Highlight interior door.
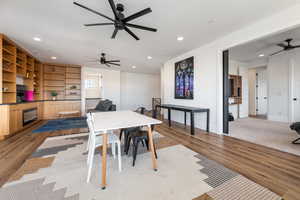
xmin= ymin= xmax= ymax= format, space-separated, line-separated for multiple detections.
xmin=256 ymin=69 xmax=268 ymax=115
xmin=291 ymin=56 xmax=300 ymax=122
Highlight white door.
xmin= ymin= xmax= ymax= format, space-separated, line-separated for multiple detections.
xmin=85 ymin=74 xmax=102 ymax=98
xmin=291 ymin=56 xmax=300 ymax=122
xmin=256 ymin=69 xmax=268 ymax=115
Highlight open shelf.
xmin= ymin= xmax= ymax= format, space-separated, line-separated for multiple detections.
xmin=1 ymin=35 xmax=17 ymax=103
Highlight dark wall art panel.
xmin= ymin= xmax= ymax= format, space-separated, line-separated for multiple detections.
xmin=175 ymin=56 xmax=194 ymax=99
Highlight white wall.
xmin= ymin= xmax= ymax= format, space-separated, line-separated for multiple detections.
xmin=81 ymin=67 xmax=161 ymax=114
xmin=120 ymin=72 xmax=160 ymax=110
xmin=162 ymin=4 xmax=300 ymax=134
xmin=267 ymin=53 xmax=291 ymax=122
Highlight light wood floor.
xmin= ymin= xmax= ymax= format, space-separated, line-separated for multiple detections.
xmin=0 ymin=119 xmax=300 ymax=200
xmin=155 ymin=121 xmax=300 ymax=200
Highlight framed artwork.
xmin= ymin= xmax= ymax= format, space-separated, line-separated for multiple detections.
xmin=174 ymin=56 xmax=194 ymax=99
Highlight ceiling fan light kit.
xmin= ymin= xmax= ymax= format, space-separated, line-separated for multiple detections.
xmin=74 ymin=0 xmax=157 ymax=40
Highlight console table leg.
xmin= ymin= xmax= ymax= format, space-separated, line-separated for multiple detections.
xmin=207 ymin=110 xmax=210 ymax=132
xmin=168 ymin=109 xmax=171 ymax=127
xmin=190 ymin=112 xmax=195 ymax=135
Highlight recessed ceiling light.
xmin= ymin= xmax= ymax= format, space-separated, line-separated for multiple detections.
xmin=33 ymin=37 xmax=41 ymax=42
xmin=259 ymin=54 xmax=265 ymax=57
xmin=177 ymin=36 xmax=184 ymax=41
xmin=147 ymin=56 xmax=152 ymax=60
xmin=51 ymin=56 xmax=57 ymax=60
xmin=132 ymin=66 xmax=136 ymax=69
xmin=208 ymin=19 xmax=216 ymax=24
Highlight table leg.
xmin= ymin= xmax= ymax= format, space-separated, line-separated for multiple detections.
xmin=184 ymin=111 xmax=187 ymax=126
xmin=101 ymin=133 xmax=108 ymax=189
xmin=147 ymin=125 xmax=157 ymax=171
xmin=206 ymin=110 xmax=210 ymax=132
xmin=168 ymin=109 xmax=171 ymax=127
xmin=190 ymin=112 xmax=195 ymax=135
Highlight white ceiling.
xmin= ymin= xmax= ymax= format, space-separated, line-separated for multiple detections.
xmin=230 ymin=25 xmax=300 ymax=63
xmin=1 ymin=0 xmax=300 ymax=74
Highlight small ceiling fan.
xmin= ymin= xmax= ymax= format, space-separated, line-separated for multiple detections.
xmin=89 ymin=53 xmax=120 ymax=68
xmin=73 ymin=0 xmax=157 ymax=40
xmin=270 ymin=38 xmax=300 ymax=56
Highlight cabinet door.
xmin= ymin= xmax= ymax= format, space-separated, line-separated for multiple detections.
xmin=9 ymin=108 xmax=21 ymax=134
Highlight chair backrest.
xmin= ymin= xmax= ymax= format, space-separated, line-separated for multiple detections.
xmin=87 ymin=112 xmax=107 ymax=136
xmin=86 ymin=113 xmax=95 ymax=137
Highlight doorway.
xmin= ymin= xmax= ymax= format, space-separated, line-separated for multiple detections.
xmin=255 ymin=67 xmax=268 ymax=118
xmin=222 ymin=26 xmax=300 ymax=156
xmin=291 ymin=53 xmax=300 ymax=122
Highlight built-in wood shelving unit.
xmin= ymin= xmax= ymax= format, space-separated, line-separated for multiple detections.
xmin=0 ymin=34 xmax=45 ymax=104
xmin=1 ymin=35 xmax=17 ymax=103
xmin=33 ymin=60 xmax=43 ymax=100
xmin=43 ymin=64 xmax=66 ymax=100
xmin=229 ymin=74 xmax=242 ymax=105
xmin=0 ymin=34 xmax=81 ymax=104
xmin=16 ymin=48 xmax=26 ymax=77
xmin=43 ymin=64 xmax=81 ymax=100
xmin=65 ymin=66 xmax=81 ymax=99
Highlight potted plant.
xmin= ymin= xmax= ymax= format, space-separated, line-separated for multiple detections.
xmin=50 ymin=91 xmax=58 ymax=100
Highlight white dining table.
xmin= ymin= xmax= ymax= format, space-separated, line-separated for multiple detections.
xmin=91 ymin=110 xmax=162 ymax=189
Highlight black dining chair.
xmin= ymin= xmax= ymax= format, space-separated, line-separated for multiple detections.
xmin=124 ymin=125 xmax=158 ymax=166
xmin=119 ymin=107 xmax=158 ymax=166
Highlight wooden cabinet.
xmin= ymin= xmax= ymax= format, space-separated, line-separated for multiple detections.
xmin=0 ymin=102 xmax=43 ymax=139
xmin=43 ymin=100 xmax=81 ymax=119
xmin=9 ymin=105 xmax=22 ymax=134
xmin=229 ymin=75 xmax=242 ymax=104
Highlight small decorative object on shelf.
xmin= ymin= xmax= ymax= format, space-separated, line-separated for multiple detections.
xmin=2 ymin=87 xmax=8 ymax=92
xmin=70 ymin=85 xmax=77 ymax=90
xmin=50 ymin=91 xmax=58 ymax=100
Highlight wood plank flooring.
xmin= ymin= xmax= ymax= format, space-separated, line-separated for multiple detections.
xmin=0 ymin=118 xmax=300 ymax=200
xmin=155 ymin=120 xmax=300 ymax=200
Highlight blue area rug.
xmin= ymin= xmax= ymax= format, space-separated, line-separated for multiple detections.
xmin=32 ymin=117 xmax=88 ymax=133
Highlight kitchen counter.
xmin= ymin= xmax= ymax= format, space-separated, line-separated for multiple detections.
xmin=0 ymin=99 xmax=81 ymax=106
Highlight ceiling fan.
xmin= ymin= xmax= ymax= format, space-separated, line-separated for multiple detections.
xmin=89 ymin=53 xmax=120 ymax=67
xmin=73 ymin=0 xmax=157 ymax=40
xmin=270 ymin=38 xmax=300 ymax=56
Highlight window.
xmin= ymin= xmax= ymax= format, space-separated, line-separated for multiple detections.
xmin=85 ymin=79 xmax=96 ymax=88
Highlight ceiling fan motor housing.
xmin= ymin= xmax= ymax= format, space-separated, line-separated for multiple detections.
xmin=116 ymin=3 xmax=124 ymax=12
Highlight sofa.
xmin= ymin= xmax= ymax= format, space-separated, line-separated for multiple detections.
xmin=290 ymin=122 xmax=300 ymax=144
xmin=87 ymin=99 xmax=116 ymax=113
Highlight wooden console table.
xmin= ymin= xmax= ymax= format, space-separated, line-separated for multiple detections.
xmin=155 ymin=104 xmax=210 ymax=135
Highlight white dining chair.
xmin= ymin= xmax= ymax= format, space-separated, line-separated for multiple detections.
xmin=86 ymin=113 xmax=122 ymax=183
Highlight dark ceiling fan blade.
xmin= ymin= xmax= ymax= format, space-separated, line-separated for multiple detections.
xmin=111 ymin=28 xmax=118 ymax=39
xmin=107 ymin=60 xmax=120 ymax=63
xmin=106 ymin=62 xmax=120 ymax=66
xmin=84 ymin=23 xmax=114 ymax=27
xmin=108 ymin=0 xmax=118 ymax=19
xmin=277 ymin=43 xmax=286 ymax=48
xmin=124 ymin=27 xmax=139 ymax=40
xmin=73 ymin=2 xmax=115 ymax=22
xmin=86 ymin=59 xmax=101 ymax=62
xmin=293 ymin=45 xmax=300 ymax=48
xmin=125 ymin=23 xmax=157 ymax=32
xmin=123 ymin=8 xmax=152 ymax=22
xmin=270 ymin=50 xmax=285 ymax=56
xmin=105 ymin=63 xmax=111 ymax=67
